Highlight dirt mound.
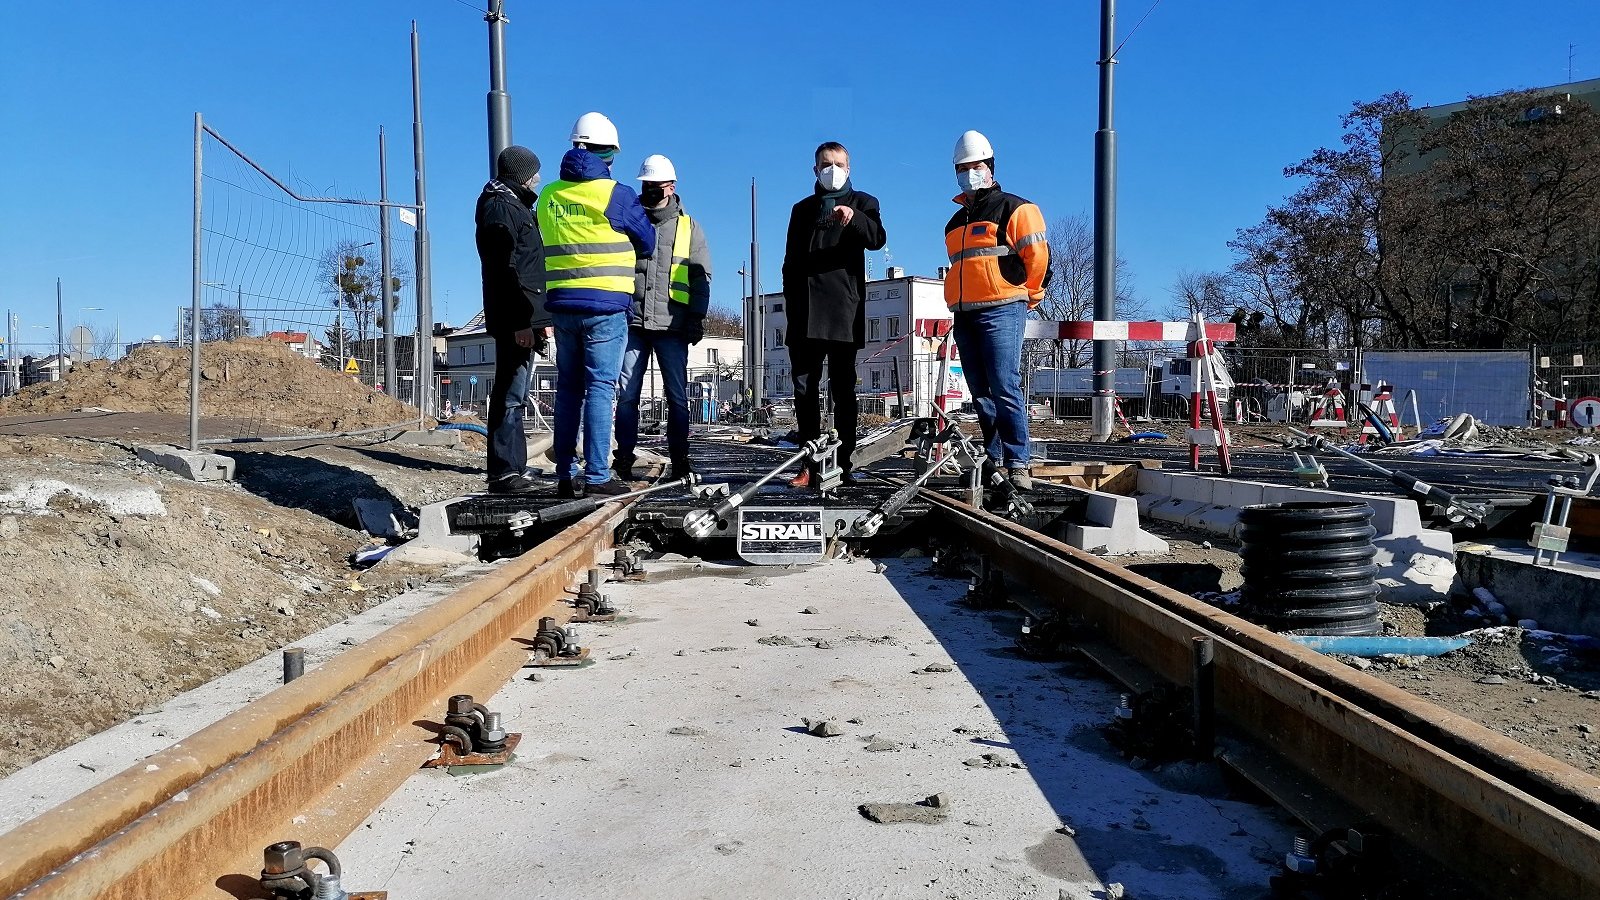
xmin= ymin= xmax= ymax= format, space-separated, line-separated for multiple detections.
xmin=0 ymin=435 xmax=445 ymax=775
xmin=0 ymin=340 xmax=420 ymax=434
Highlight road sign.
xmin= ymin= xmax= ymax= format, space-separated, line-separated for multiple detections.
xmin=469 ymin=375 xmax=479 ymax=386
xmin=69 ymin=325 xmax=93 ymax=357
xmin=1572 ymin=397 xmax=1600 ymax=429
xmin=344 ymin=358 xmax=359 ymax=374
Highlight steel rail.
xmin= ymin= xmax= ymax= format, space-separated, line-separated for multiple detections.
xmin=0 ymin=505 xmax=626 ymax=899
xmin=923 ymin=490 xmax=1600 ymax=898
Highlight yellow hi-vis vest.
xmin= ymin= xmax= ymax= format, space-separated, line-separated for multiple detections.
xmin=669 ymin=214 xmax=692 ymax=305
xmin=537 ymin=178 xmax=636 ymax=295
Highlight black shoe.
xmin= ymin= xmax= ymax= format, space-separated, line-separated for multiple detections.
xmin=557 ymin=478 xmax=587 ymax=500
xmin=487 ymin=473 xmax=540 ymax=494
xmin=669 ymin=459 xmax=693 ymax=481
xmin=838 ymin=470 xmax=862 ymax=486
xmin=586 ymin=478 xmax=632 ymax=498
xmin=613 ymin=453 xmax=637 ymax=482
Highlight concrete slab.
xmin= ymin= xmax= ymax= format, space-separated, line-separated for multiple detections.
xmin=134 ymin=443 xmax=236 ymax=482
xmin=1051 ymin=486 xmax=1168 ymax=556
xmin=0 ymin=562 xmax=499 ymax=834
xmin=410 ymin=497 xmax=480 ymax=557
xmin=334 ymin=556 xmax=1291 ymax=899
xmin=1457 ymin=540 xmax=1600 ymax=638
xmin=392 ymin=429 xmax=462 ymax=449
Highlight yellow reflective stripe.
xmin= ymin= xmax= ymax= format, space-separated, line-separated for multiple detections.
xmin=545 ymin=241 xmax=632 ymax=256
xmin=669 ymin=214 xmax=692 ymax=305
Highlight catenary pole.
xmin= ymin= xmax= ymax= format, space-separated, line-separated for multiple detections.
xmin=1090 ymin=0 xmax=1119 ymax=443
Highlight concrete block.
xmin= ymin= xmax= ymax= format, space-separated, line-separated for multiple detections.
xmin=135 ymin=444 xmax=235 ymax=483
xmin=1456 ymin=544 xmax=1600 ymax=639
xmin=1052 ymin=485 xmax=1168 ymax=556
xmin=409 ymin=497 xmax=480 ymax=558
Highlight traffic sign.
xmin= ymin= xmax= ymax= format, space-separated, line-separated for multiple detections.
xmin=344 ymin=358 xmax=359 ymax=374
xmin=1572 ymin=397 xmax=1600 ymax=429
xmin=469 ymin=375 xmax=479 ymax=386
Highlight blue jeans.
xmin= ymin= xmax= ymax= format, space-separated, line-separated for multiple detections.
xmin=552 ymin=310 xmax=629 ymax=484
xmin=951 ymin=301 xmax=1030 ymax=468
xmin=615 ymin=329 xmax=691 ymax=466
xmin=486 ymin=333 xmax=533 ymax=482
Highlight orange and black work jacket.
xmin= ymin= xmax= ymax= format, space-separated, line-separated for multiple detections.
xmin=942 ymin=184 xmax=1049 ymax=312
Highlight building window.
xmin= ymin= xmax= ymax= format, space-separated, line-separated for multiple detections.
xmin=887 ymin=316 xmax=900 ymax=338
xmin=773 ymin=327 xmax=784 ymax=347
xmin=477 ymin=344 xmax=487 ymax=364
xmin=868 ymin=290 xmax=882 ymax=301
xmin=871 ymin=370 xmax=882 ymax=389
xmin=868 ymin=319 xmax=881 ymax=341
xmin=772 ymin=303 xmax=784 ymax=312
xmin=887 ymin=288 xmax=902 ymax=299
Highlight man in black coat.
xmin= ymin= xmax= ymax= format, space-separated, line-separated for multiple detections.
xmin=780 ymin=141 xmax=887 ymax=487
xmin=475 ymin=144 xmax=549 ymax=494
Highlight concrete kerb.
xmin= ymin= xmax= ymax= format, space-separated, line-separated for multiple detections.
xmin=1135 ymin=470 xmax=1455 ymax=602
xmin=134 ymin=444 xmax=236 ymax=483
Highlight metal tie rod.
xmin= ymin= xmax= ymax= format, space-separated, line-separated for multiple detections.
xmin=528 ymin=473 xmax=701 ymax=526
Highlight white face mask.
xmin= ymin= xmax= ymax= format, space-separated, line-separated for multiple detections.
xmin=523 ymin=175 xmax=541 ymax=194
xmin=817 ymin=164 xmax=849 ymax=192
xmin=956 ymin=165 xmax=991 ymax=194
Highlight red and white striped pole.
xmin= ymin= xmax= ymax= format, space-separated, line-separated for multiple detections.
xmin=1189 ymin=337 xmax=1203 ymax=471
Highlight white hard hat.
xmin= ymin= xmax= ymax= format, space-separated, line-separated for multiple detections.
xmin=570 ymin=111 xmax=620 ymax=149
xmin=952 ymin=130 xmax=994 ymax=165
xmin=636 ymin=154 xmax=677 ymax=182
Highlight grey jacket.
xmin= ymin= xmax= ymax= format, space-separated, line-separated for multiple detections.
xmin=632 ymin=194 xmax=712 ymax=333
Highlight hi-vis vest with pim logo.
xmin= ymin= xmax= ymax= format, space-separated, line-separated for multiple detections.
xmin=668 ymin=214 xmax=693 ymax=305
xmin=538 ymin=179 xmax=636 ymax=295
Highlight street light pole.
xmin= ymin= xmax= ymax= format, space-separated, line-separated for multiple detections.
xmin=379 ymin=126 xmax=396 ymax=396
xmin=412 ymin=20 xmax=434 ymax=420
xmin=55 ymin=278 xmax=64 ymax=378
xmin=1090 ymin=0 xmax=1120 ymax=443
xmin=485 ymin=0 xmax=512 ymax=176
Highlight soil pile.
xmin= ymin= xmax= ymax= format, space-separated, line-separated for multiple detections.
xmin=0 ymin=435 xmax=443 ymax=775
xmin=0 ymin=340 xmax=420 ymax=434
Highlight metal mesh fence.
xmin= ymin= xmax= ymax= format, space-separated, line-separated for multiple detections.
xmin=193 ymin=121 xmax=421 ymax=441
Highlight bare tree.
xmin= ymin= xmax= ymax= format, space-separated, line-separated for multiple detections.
xmin=88 ymin=324 xmax=121 ymax=360
xmin=322 ymin=239 xmax=409 ymax=345
xmin=198 ymin=303 xmax=253 ymax=342
xmin=702 ymin=307 xmax=742 ymax=338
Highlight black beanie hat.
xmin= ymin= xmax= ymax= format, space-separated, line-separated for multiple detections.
xmin=497 ymin=145 xmax=541 ymax=185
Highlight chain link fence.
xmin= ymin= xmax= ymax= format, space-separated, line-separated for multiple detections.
xmin=190 ymin=117 xmax=424 ymax=443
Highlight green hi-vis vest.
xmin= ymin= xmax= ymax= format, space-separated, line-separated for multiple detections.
xmin=537 ymin=179 xmax=636 ymax=295
xmin=669 ymin=214 xmax=693 ymax=305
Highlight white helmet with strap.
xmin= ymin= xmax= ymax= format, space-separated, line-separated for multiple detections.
xmin=570 ymin=112 xmax=620 ymax=148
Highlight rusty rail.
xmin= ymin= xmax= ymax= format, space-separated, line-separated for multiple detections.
xmin=0 ymin=505 xmax=625 ymax=899
xmin=924 ymin=490 xmax=1600 ymax=898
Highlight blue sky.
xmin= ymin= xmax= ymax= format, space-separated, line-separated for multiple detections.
xmin=2 ymin=0 xmax=1597 ymax=349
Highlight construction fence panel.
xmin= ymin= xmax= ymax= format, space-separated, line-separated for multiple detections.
xmin=194 ymin=123 xmax=421 ymax=442
xmin=1361 ymin=350 xmax=1531 ymax=428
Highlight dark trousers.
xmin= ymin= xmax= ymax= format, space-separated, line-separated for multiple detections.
xmin=486 ymin=332 xmax=533 ymax=482
xmin=790 ymin=338 xmax=858 ymax=470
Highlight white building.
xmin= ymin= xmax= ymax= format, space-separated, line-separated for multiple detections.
xmin=439 ymin=312 xmax=743 ymax=420
xmin=263 ymin=331 xmax=323 ymax=360
xmin=757 ymin=270 xmax=962 ymax=416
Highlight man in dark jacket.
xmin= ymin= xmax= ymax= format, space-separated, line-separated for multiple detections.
xmin=475 ymin=144 xmax=548 ymax=494
xmin=780 ymin=141 xmax=887 ymax=487
xmin=614 ymin=154 xmax=712 ymax=481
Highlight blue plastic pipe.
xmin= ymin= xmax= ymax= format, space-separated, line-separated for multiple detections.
xmin=1287 ymin=635 xmax=1470 ymax=657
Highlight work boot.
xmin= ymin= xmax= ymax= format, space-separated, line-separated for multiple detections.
xmin=586 ymin=477 xmax=632 ymax=498
xmin=787 ymin=467 xmax=813 ymax=490
xmin=557 ymin=478 xmax=587 ymax=500
xmin=487 ymin=473 xmax=540 ymax=495
xmin=1007 ymin=468 xmax=1033 ymax=492
xmin=613 ymin=452 xmax=637 ymax=482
